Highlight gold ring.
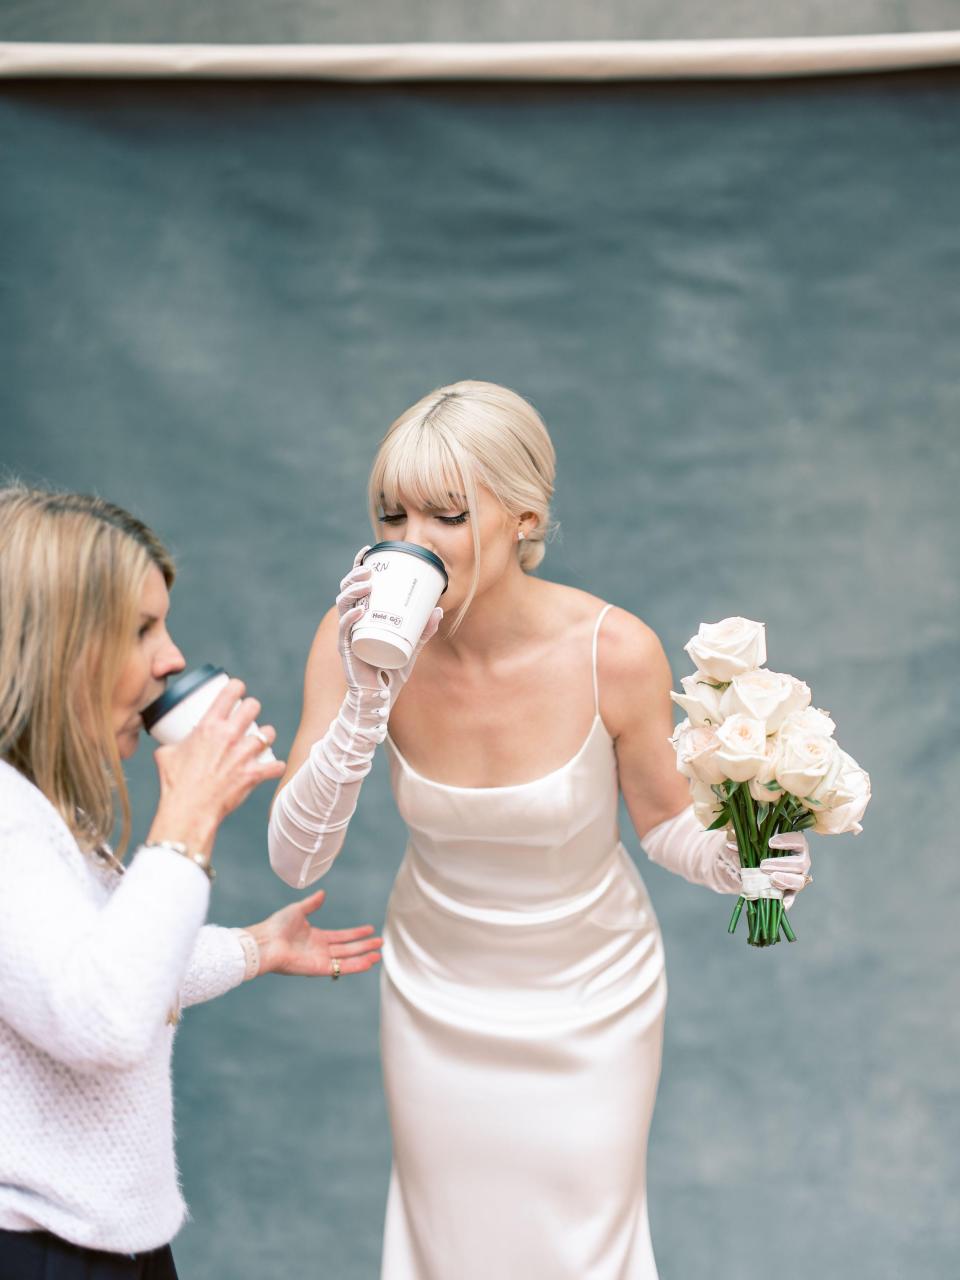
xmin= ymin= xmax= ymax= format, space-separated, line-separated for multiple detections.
xmin=331 ymin=958 xmax=341 ymax=981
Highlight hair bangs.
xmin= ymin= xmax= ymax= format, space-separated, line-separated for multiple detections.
xmin=371 ymin=418 xmax=480 ymax=518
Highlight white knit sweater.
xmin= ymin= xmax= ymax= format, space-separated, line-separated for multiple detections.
xmin=0 ymin=759 xmax=247 ymax=1254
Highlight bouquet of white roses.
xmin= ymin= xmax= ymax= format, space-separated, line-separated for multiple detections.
xmin=670 ymin=617 xmax=870 ymax=946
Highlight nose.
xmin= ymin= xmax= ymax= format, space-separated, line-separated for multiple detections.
xmin=402 ymin=515 xmax=438 ymax=553
xmin=155 ymin=637 xmax=186 ymax=681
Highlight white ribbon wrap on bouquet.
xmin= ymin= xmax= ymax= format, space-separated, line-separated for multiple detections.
xmin=739 ymin=867 xmax=784 ymax=901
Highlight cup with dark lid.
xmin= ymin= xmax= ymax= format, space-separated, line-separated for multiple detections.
xmin=142 ymin=665 xmax=276 ymax=762
xmin=350 ymin=541 xmax=448 ymax=669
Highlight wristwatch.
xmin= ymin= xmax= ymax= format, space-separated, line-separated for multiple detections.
xmin=143 ymin=839 xmax=216 ymax=883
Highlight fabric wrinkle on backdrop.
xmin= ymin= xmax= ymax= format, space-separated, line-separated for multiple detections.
xmin=1 ymin=60 xmax=957 ymax=1280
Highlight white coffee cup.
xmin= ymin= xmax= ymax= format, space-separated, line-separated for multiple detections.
xmin=351 ymin=541 xmax=448 ymax=669
xmin=141 ymin=665 xmax=276 ymax=762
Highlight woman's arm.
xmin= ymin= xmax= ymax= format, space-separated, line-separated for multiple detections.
xmin=267 ymin=603 xmax=369 ymax=888
xmin=268 ymin=556 xmax=440 ymax=889
xmin=178 ymin=890 xmax=383 ymax=1006
xmin=600 ymin=608 xmax=741 ymax=895
xmin=0 ymin=827 xmax=211 ymax=1072
xmin=178 ymin=925 xmax=247 ymax=1008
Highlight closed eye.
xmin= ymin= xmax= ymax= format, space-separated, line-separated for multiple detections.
xmin=379 ymin=511 xmax=469 ymax=526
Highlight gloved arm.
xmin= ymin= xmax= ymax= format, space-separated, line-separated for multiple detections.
xmin=640 ymin=804 xmax=742 ymax=894
xmin=640 ymin=804 xmax=811 ymax=904
xmin=268 ymin=551 xmax=441 ymax=889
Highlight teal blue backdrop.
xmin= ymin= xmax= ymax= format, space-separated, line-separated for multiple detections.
xmin=1 ymin=72 xmax=958 ymax=1278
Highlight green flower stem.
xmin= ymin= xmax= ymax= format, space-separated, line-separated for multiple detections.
xmin=761 ymin=794 xmax=790 ymax=847
xmin=781 ymin=911 xmax=797 ymax=943
xmin=728 ymin=896 xmax=745 ymax=933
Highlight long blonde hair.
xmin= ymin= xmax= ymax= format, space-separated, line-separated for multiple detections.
xmin=368 ymin=380 xmax=557 ymax=628
xmin=0 ymin=486 xmax=175 ymax=854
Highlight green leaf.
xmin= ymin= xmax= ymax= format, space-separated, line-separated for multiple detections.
xmin=706 ymin=814 xmax=730 ymax=831
xmin=796 ymin=812 xmax=817 ymax=830
xmin=756 ymin=803 xmax=771 ymax=826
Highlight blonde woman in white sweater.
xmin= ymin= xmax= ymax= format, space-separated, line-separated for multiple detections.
xmin=0 ymin=487 xmax=382 ymax=1280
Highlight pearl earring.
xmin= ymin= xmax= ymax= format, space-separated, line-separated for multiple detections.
xmin=517 ymin=529 xmax=526 ymax=541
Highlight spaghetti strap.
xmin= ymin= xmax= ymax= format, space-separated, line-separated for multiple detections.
xmin=591 ymin=604 xmax=613 ymax=717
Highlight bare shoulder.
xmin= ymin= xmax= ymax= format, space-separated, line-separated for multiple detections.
xmin=595 ymin=606 xmax=673 ymax=735
xmin=532 ymin=578 xmax=611 ymax=633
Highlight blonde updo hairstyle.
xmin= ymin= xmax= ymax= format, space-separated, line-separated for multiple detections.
xmin=368 ymin=381 xmax=557 ymax=629
xmin=0 ymin=485 xmax=175 ymax=854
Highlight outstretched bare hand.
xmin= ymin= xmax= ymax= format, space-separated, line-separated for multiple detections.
xmin=245 ymin=890 xmax=383 ymax=978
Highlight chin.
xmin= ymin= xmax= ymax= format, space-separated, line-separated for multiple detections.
xmin=116 ymin=729 xmax=141 ymax=761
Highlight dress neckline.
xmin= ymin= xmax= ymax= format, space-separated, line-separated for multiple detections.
xmin=385 ymin=714 xmax=608 ymax=794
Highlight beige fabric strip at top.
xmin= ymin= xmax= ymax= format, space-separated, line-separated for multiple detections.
xmin=1 ymin=33 xmax=960 ymax=80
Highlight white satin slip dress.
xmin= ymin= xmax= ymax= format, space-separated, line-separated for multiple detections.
xmin=380 ymin=604 xmax=666 ymax=1280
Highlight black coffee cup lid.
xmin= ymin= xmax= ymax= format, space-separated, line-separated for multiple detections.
xmin=361 ymin=541 xmax=448 ymax=593
xmin=141 ymin=664 xmax=225 ymax=731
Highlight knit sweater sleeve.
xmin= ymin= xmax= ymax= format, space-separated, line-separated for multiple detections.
xmin=179 ymin=926 xmax=246 ymax=1008
xmin=0 ymin=819 xmax=211 ymax=1074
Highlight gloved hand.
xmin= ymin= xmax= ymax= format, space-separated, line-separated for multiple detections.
xmin=268 ymin=548 xmax=442 ymax=889
xmin=726 ymin=831 xmax=812 ymax=908
xmin=335 ymin=546 xmax=443 ymax=704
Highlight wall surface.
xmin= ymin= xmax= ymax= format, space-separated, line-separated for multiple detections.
xmin=1 ymin=0 xmax=959 ymax=43
xmin=1 ymin=70 xmax=958 ymax=1280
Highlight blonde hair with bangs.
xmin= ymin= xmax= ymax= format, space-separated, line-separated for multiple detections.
xmin=368 ymin=381 xmax=557 ymax=628
xmin=0 ymin=485 xmax=175 ymax=855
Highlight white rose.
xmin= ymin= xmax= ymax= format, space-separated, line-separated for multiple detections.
xmin=670 ymin=672 xmax=726 ymax=727
xmin=748 ymin=738 xmax=785 ymax=804
xmin=671 ymin=720 xmax=728 ymax=785
xmin=712 ymin=714 xmax=768 ymax=782
xmin=720 ymin=669 xmax=811 ymax=734
xmin=690 ymin=778 xmax=725 ymax=829
xmin=780 ymin=706 xmax=836 ymax=740
xmin=684 ymin=617 xmax=766 ymax=682
xmin=811 ymin=750 xmax=871 ymax=834
xmin=774 ymin=730 xmax=841 ymax=800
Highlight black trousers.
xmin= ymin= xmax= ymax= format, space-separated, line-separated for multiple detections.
xmin=0 ymin=1229 xmax=178 ymax=1280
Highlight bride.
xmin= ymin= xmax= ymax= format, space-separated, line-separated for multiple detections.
xmin=268 ymin=380 xmax=810 ymax=1279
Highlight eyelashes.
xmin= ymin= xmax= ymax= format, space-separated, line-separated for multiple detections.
xmin=379 ymin=512 xmax=469 ymax=526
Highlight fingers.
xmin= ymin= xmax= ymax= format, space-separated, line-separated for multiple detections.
xmin=329 ymin=934 xmax=383 ymax=958
xmin=331 ymin=951 xmax=382 ymax=976
xmin=336 ymin=576 xmax=372 ymax=613
xmin=206 ymin=677 xmax=247 ymax=721
xmin=339 ymin=560 xmax=373 ymax=593
xmin=319 ymin=923 xmax=376 ymax=942
xmin=337 ymin=605 xmax=366 ymax=648
xmin=766 ymin=870 xmax=808 ymax=892
xmin=760 ymin=850 xmax=811 ymax=877
xmin=420 ymin=607 xmax=444 ymax=646
xmin=247 ymin=756 xmax=288 ymax=787
xmin=230 ymin=696 xmax=265 ymax=737
xmin=298 ymin=888 xmax=327 ymax=915
xmin=768 ymin=832 xmax=808 ymax=854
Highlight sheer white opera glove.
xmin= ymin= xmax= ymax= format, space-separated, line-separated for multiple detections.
xmin=268 ymin=549 xmax=442 ymax=889
xmin=640 ymin=805 xmax=812 ymax=904
xmin=640 ymin=804 xmax=743 ymax=895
